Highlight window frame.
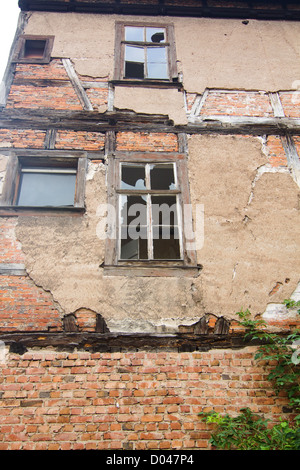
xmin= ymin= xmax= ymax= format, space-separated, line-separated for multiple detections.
xmin=0 ymin=150 xmax=87 ymax=214
xmin=104 ymin=153 xmax=198 ymax=276
xmin=13 ymin=35 xmax=54 ymax=64
xmin=113 ymin=22 xmax=179 ymax=85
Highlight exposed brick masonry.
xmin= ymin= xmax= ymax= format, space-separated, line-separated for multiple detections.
xmin=0 ymin=348 xmax=291 ymax=450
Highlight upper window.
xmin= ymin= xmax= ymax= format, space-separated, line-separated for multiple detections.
xmin=14 ymin=35 xmax=54 ymax=64
xmin=114 ymin=23 xmax=178 ymax=83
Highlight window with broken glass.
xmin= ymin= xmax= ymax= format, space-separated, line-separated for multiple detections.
xmin=104 ymin=154 xmax=199 ymax=275
xmin=119 ymin=162 xmax=182 ymax=260
xmin=114 ymin=23 xmax=178 ymax=82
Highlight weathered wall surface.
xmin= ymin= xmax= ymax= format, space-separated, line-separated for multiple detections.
xmin=0 ymin=7 xmax=300 ymax=451
xmin=1 ymin=132 xmax=298 ymax=333
xmin=22 ymin=12 xmax=300 ymax=121
xmin=188 ymin=134 xmax=300 ymax=318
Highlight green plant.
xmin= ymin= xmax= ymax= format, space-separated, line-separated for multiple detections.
xmin=237 ymin=303 xmax=300 ymax=419
xmin=199 ymin=408 xmax=300 ymax=450
xmin=200 ymin=300 xmax=300 ymax=450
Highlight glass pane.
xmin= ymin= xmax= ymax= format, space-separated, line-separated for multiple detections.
xmin=124 ymin=46 xmax=145 ymax=78
xmin=121 ymin=164 xmax=146 ymax=190
xmin=125 ymin=45 xmax=145 ymax=63
xmin=151 ymin=195 xmax=178 ymax=226
xmin=153 ymin=227 xmax=181 ymax=260
xmin=17 ymin=171 xmax=76 ymax=207
xmin=150 ymin=164 xmax=175 ymax=190
xmin=125 ymin=26 xmax=144 ymax=42
xmin=147 ymin=47 xmax=168 ymax=79
xmin=147 ymin=47 xmax=167 ymax=63
xmin=121 ymin=235 xmax=148 ymax=260
xmin=146 ymin=27 xmax=165 ymax=43
xmin=147 ymin=62 xmax=168 ymax=79
xmin=120 ymin=195 xmax=147 ymax=226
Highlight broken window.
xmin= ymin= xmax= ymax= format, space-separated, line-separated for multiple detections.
xmin=114 ymin=23 xmax=178 ymax=82
xmin=0 ymin=151 xmax=86 ymax=212
xmin=119 ymin=162 xmax=182 ymax=260
xmin=14 ymin=35 xmax=54 ymax=64
xmin=105 ymin=154 xmax=198 ymax=273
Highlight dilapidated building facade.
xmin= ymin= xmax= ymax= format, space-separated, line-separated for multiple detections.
xmin=0 ymin=0 xmax=299 ymax=450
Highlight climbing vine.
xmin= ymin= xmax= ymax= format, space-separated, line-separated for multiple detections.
xmin=199 ymin=300 xmax=300 ymax=450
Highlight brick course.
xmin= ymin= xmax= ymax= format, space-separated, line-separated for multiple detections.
xmin=6 ymin=84 xmax=83 ymax=111
xmin=0 ymin=275 xmax=62 ymax=332
xmin=116 ymin=132 xmax=179 ymax=152
xmin=0 ymin=129 xmax=46 ymax=149
xmin=200 ymin=91 xmax=273 ymax=117
xmin=0 ymin=348 xmax=292 ymax=450
xmin=55 ymin=131 xmax=105 ymax=151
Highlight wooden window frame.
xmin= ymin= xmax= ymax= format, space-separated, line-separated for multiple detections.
xmin=113 ymin=22 xmax=179 ymax=87
xmin=104 ymin=153 xmax=199 ymax=277
xmin=0 ymin=150 xmax=87 ymax=215
xmin=13 ymin=35 xmax=54 ymax=64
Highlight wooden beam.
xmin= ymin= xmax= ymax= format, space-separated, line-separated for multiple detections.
xmin=1 ymin=109 xmax=300 ymax=135
xmin=18 ymin=0 xmax=300 ymax=21
xmin=0 ymin=330 xmax=263 ymax=353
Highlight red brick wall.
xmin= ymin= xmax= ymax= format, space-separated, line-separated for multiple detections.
xmin=0 ymin=276 xmax=62 ymax=332
xmin=0 ymin=129 xmax=47 ymax=149
xmin=0 ymin=219 xmax=62 ymax=332
xmin=116 ymin=132 xmax=179 ymax=152
xmin=0 ymin=219 xmax=25 ymax=265
xmin=55 ymin=131 xmax=105 ymax=151
xmin=0 ymin=348 xmax=291 ymax=450
xmin=200 ymin=91 xmax=273 ymax=117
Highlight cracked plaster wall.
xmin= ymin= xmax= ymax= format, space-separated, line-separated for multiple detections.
xmin=188 ymin=134 xmax=300 ymax=318
xmin=14 ymin=136 xmax=300 ymax=332
xmin=22 ymin=12 xmax=300 ymax=123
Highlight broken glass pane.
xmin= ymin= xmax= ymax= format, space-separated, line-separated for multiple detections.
xmin=125 ymin=26 xmax=144 ymax=42
xmin=121 ymin=235 xmax=148 ymax=260
xmin=121 ymin=164 xmax=146 ymax=190
xmin=151 ymin=195 xmax=178 ymax=226
xmin=146 ymin=27 xmax=165 ymax=43
xmin=153 ymin=227 xmax=181 ymax=259
xmin=17 ymin=170 xmax=76 ymax=207
xmin=150 ymin=164 xmax=175 ymax=190
xmin=120 ymin=195 xmax=147 ymax=226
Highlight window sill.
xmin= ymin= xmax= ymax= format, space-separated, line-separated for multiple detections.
xmin=102 ymin=264 xmax=202 ymax=278
xmin=111 ymin=79 xmax=183 ymax=89
xmin=0 ymin=206 xmax=85 ymax=217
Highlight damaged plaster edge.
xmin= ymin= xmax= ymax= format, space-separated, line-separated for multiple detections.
xmin=0 ymin=11 xmax=30 ymax=107
xmin=262 ymin=280 xmax=300 ymax=322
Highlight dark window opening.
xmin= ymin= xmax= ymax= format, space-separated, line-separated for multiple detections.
xmin=24 ymin=39 xmax=47 ymax=59
xmin=118 ymin=162 xmax=182 ymax=261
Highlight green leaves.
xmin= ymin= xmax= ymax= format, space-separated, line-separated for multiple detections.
xmin=199 ymin=408 xmax=300 ymax=450
xmin=200 ymin=301 xmax=300 ymax=450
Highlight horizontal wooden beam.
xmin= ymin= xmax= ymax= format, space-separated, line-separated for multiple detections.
xmin=18 ymin=0 xmax=300 ymax=21
xmin=1 ymin=109 xmax=300 ymax=135
xmin=0 ymin=331 xmax=262 ymax=353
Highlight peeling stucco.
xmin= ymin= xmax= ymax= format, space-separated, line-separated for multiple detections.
xmin=23 ymin=12 xmax=300 ymax=114
xmin=14 ymin=135 xmax=300 ymax=333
